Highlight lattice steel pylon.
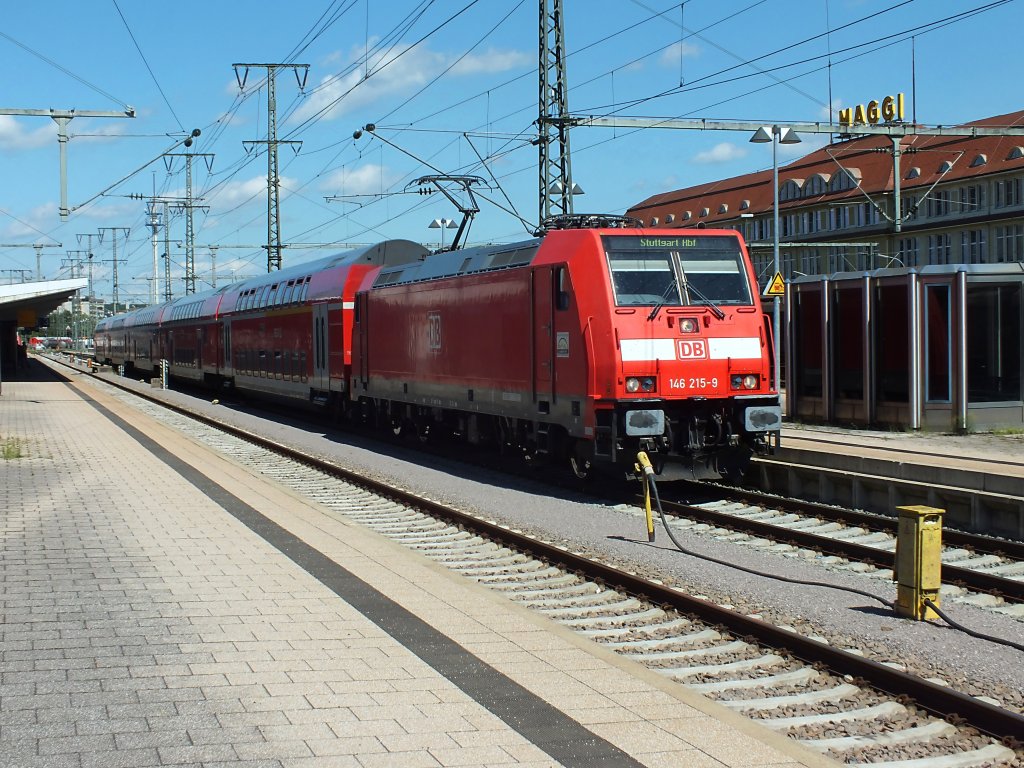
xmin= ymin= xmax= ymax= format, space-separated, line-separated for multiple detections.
xmin=538 ymin=0 xmax=575 ymax=227
xmin=234 ymin=63 xmax=308 ymax=272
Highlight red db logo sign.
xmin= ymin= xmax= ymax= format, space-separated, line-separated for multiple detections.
xmin=677 ymin=340 xmax=707 ymax=359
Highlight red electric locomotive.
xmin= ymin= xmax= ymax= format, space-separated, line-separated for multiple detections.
xmin=350 ymin=225 xmax=780 ymax=479
xmin=95 ymin=224 xmax=779 ymax=480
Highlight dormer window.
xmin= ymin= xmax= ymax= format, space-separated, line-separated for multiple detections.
xmin=780 ymin=179 xmax=803 ymax=201
xmin=828 ymin=168 xmax=861 ymax=192
xmin=803 ymin=173 xmax=830 ymax=196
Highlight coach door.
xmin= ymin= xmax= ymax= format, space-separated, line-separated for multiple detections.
xmin=312 ymin=302 xmax=329 ymax=390
xmin=532 ymin=266 xmax=555 ymax=405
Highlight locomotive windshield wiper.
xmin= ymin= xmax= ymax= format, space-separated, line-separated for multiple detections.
xmin=680 ymin=273 xmax=726 ymax=320
xmin=647 ymin=278 xmax=681 ymax=321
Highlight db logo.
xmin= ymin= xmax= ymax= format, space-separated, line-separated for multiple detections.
xmin=427 ymin=312 xmax=442 ymax=350
xmin=677 ymin=339 xmax=707 ymax=359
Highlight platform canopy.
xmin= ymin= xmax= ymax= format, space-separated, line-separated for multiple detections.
xmin=0 ymin=278 xmax=88 ymax=327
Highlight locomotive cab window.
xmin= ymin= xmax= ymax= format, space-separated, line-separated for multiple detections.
xmin=604 ymin=235 xmax=752 ymax=307
xmin=556 ymin=265 xmax=571 ymax=311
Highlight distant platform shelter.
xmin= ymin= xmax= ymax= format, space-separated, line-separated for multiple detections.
xmin=786 ymin=263 xmax=1024 ymax=431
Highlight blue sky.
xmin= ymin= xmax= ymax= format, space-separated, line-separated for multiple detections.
xmin=1 ymin=0 xmax=1020 ymax=304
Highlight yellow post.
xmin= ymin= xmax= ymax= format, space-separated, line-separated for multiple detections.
xmin=635 ymin=452 xmax=656 ymax=542
xmin=894 ymin=505 xmax=945 ymax=620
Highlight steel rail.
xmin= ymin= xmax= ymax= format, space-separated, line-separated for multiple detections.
xmin=656 ymin=495 xmax=1024 ymax=603
xmin=710 ymin=479 xmax=1024 ymax=561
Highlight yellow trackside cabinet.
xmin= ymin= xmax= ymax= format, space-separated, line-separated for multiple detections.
xmin=894 ymin=505 xmax=945 ymax=620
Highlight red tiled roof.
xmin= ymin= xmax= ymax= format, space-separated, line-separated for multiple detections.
xmin=626 ymin=110 xmax=1024 ymax=226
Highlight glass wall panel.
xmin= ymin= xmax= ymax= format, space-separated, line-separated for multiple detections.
xmin=924 ymin=285 xmax=952 ymax=403
xmin=967 ymin=284 xmax=1022 ymax=402
xmin=874 ymin=284 xmax=910 ymax=402
xmin=832 ymin=287 xmax=864 ymax=399
xmin=795 ymin=289 xmax=823 ymax=397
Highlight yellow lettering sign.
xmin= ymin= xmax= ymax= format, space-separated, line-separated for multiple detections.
xmin=839 ymin=93 xmax=905 ymax=127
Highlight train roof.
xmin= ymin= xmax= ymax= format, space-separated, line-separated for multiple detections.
xmin=95 ymin=239 xmax=430 ymax=327
xmin=227 ymin=239 xmax=429 ymax=295
xmin=371 ymin=238 xmax=541 ymax=288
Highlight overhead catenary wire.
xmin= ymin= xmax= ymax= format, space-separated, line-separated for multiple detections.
xmin=111 ymin=0 xmax=183 ymax=131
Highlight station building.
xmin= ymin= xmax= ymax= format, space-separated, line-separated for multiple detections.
xmin=626 ymin=109 xmax=1024 ymax=431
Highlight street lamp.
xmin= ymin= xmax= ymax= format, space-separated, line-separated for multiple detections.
xmin=750 ymin=125 xmax=802 ymax=402
xmin=428 ymin=218 xmax=457 ymax=251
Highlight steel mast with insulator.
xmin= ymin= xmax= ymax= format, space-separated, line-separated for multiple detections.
xmin=538 ymin=0 xmax=576 ymax=228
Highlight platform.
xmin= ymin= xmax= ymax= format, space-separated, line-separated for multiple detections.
xmin=0 ymin=361 xmax=833 ymax=768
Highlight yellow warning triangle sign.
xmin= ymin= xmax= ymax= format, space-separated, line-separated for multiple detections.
xmin=763 ymin=272 xmax=786 ymax=297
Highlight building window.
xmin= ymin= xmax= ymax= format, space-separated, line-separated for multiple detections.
xmin=926 ymin=190 xmax=952 ymax=218
xmin=995 ymin=178 xmax=1023 ymax=208
xmin=901 ymin=194 xmax=919 ymax=222
xmin=959 ymin=184 xmax=984 ymax=213
xmin=898 ymin=237 xmax=919 ymax=267
xmin=864 ymin=202 xmax=881 ymax=226
xmin=780 ymin=179 xmax=803 ymax=201
xmin=961 ymin=229 xmax=987 ymax=263
xmin=828 ymin=168 xmax=861 ymax=192
xmin=927 ymin=234 xmax=952 ymax=265
xmin=995 ymin=224 xmax=1024 ymax=262
xmin=804 ymin=173 xmax=829 ymax=196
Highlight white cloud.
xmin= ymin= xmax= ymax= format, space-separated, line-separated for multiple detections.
xmin=693 ymin=142 xmax=748 ymax=164
xmin=68 ymin=120 xmax=129 ymax=144
xmin=820 ymin=100 xmax=843 ymax=122
xmin=658 ymin=41 xmax=699 ymax=69
xmin=289 ymin=41 xmax=530 ymax=124
xmin=206 ymin=175 xmax=297 ymax=209
xmin=0 ymin=202 xmax=59 ymax=239
xmin=0 ymin=116 xmax=55 ymax=150
xmin=449 ymin=48 xmax=532 ymax=75
xmin=320 ymin=163 xmax=401 ymax=195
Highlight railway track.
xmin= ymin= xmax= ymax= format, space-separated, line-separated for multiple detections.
xmin=653 ymin=484 xmax=1024 ymax=615
xmin=54 ymin=359 xmax=1024 ymax=767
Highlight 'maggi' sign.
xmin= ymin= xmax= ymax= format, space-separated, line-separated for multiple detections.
xmin=838 ymin=93 xmax=904 ymax=127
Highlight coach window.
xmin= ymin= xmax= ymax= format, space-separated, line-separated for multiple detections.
xmin=556 ymin=266 xmax=571 ymax=310
xmin=299 ymin=277 xmax=310 ymax=302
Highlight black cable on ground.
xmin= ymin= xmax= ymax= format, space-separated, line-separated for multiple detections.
xmin=923 ymin=598 xmax=1024 ymax=653
xmin=645 ymin=475 xmax=892 ymax=607
xmin=644 ymin=473 xmax=1023 ymax=652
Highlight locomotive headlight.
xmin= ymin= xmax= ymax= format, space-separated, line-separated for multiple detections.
xmin=641 ymin=377 xmax=656 ymax=392
xmin=625 ymin=377 xmax=641 ymax=393
xmin=680 ymin=317 xmax=698 ymax=333
xmin=732 ymin=374 xmax=759 ymax=390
